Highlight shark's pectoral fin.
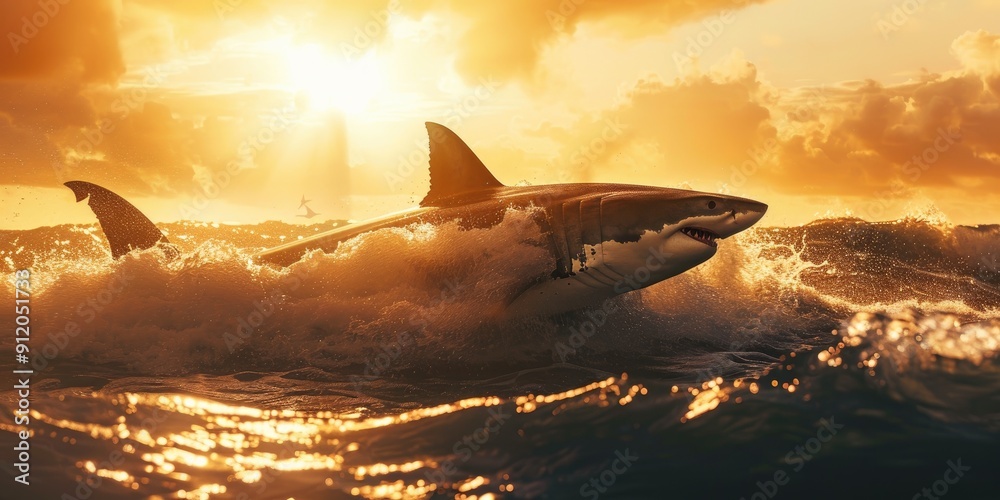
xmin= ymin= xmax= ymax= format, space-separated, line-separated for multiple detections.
xmin=420 ymin=122 xmax=504 ymax=206
xmin=64 ymin=181 xmax=170 ymax=259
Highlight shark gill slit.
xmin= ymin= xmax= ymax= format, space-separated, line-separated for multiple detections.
xmin=585 ymin=195 xmax=622 ymax=287
xmin=574 ymin=195 xmax=615 ymax=287
xmin=546 ymin=202 xmax=571 ymax=279
xmin=563 ymin=198 xmax=582 ymax=274
xmin=546 ymin=195 xmax=618 ymax=289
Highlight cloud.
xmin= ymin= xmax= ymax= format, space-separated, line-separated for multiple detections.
xmin=766 ymin=65 xmax=1000 ymax=197
xmin=541 ymin=56 xmax=775 ymax=185
xmin=121 ymin=0 xmax=766 ymax=84
xmin=122 ymin=0 xmax=401 ymax=60
xmin=951 ymin=29 xmax=1000 ymax=98
xmin=0 ymin=0 xmax=126 ymax=189
xmin=0 ymin=80 xmax=95 ymax=127
xmin=403 ymin=0 xmax=768 ymax=82
xmin=0 ymin=0 xmax=124 ymax=82
xmin=951 ymin=29 xmax=1000 ymax=76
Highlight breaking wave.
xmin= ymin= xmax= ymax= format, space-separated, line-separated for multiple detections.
xmin=0 ymin=213 xmax=997 ymax=380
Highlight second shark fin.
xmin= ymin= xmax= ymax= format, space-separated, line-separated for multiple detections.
xmin=64 ymin=180 xmax=171 ymax=259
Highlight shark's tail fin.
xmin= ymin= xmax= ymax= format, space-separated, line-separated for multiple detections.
xmin=421 ymin=122 xmax=504 ymax=206
xmin=64 ymin=181 xmax=172 ymax=259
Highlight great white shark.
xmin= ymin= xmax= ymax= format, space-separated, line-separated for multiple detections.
xmin=65 ymin=122 xmax=767 ymax=317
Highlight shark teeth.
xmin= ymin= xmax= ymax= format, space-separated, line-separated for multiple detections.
xmin=680 ymin=227 xmax=719 ymax=247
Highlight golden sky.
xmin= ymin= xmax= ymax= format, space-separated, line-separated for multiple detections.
xmin=2 ymin=0 xmax=999 ymax=229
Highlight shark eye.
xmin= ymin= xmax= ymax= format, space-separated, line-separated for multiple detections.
xmin=708 ymin=201 xmax=717 ymax=209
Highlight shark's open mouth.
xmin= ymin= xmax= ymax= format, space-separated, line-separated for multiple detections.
xmin=680 ymin=227 xmax=719 ymax=247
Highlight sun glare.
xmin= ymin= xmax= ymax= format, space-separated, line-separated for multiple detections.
xmin=285 ymin=44 xmax=385 ymax=115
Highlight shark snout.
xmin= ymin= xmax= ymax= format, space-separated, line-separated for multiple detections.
xmin=686 ymin=198 xmax=767 ymax=241
xmin=718 ymin=199 xmax=767 ymax=237
xmin=719 ymin=200 xmax=767 ymax=238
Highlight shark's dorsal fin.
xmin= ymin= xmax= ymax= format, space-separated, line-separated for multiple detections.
xmin=64 ymin=180 xmax=169 ymax=259
xmin=421 ymin=122 xmax=503 ymax=206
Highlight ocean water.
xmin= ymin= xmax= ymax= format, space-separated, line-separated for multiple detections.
xmin=1 ymin=214 xmax=998 ymax=499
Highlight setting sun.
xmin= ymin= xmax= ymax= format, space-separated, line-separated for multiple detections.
xmin=285 ymin=43 xmax=385 ymax=115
